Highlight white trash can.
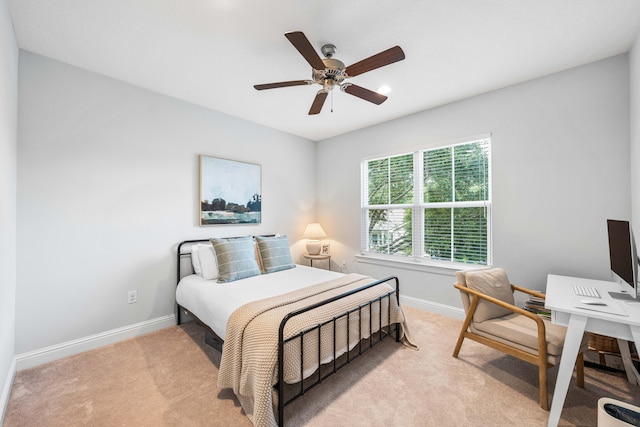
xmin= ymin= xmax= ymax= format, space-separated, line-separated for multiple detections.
xmin=598 ymin=398 xmax=640 ymax=426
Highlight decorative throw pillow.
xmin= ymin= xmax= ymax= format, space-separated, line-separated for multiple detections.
xmin=465 ymin=268 xmax=515 ymax=323
xmin=210 ymin=237 xmax=261 ymax=283
xmin=197 ymin=244 xmax=219 ymax=280
xmin=255 ymin=235 xmax=295 ymax=274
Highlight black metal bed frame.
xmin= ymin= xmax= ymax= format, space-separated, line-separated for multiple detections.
xmin=176 ymin=238 xmax=401 ymax=426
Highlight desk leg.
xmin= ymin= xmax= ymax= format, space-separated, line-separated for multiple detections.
xmin=621 ymin=326 xmax=640 ymax=386
xmin=617 ymin=337 xmax=640 ymax=385
xmin=548 ymin=314 xmax=588 ymax=427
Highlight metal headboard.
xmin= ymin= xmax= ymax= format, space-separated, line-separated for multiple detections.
xmin=175 ymin=235 xmax=277 ymax=324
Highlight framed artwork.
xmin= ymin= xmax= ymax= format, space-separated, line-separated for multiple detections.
xmin=321 ymin=244 xmax=330 ymax=255
xmin=199 ymin=155 xmax=262 ymax=225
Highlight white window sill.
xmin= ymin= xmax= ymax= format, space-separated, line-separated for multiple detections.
xmin=355 ymin=253 xmax=489 ymax=276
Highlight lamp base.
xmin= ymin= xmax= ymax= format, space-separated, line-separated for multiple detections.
xmin=306 ymin=240 xmax=322 ymax=255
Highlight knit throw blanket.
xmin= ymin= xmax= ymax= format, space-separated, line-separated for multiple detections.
xmin=217 ymin=273 xmax=416 ymax=427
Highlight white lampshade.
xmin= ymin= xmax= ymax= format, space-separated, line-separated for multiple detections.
xmin=302 ymin=223 xmax=327 ymax=239
xmin=303 ymin=223 xmax=326 ymax=255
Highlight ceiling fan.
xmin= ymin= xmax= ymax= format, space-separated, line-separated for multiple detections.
xmin=254 ymin=31 xmax=405 ymax=115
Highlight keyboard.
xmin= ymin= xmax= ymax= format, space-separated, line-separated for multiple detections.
xmin=573 ymin=285 xmax=601 ymax=298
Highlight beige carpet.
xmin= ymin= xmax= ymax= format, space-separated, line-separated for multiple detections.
xmin=4 ymin=307 xmax=640 ymax=426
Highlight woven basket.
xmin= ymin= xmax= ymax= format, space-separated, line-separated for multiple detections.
xmin=588 ymin=333 xmax=620 ymax=354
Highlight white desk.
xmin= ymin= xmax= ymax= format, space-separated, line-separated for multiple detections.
xmin=545 ymin=274 xmax=640 ymax=427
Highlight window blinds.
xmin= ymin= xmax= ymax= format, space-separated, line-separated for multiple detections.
xmin=362 ymin=137 xmax=491 ymax=266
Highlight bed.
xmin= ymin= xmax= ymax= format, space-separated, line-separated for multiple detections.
xmin=176 ymin=236 xmax=414 ymax=427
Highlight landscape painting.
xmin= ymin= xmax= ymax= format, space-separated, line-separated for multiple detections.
xmin=199 ymin=155 xmax=262 ymax=225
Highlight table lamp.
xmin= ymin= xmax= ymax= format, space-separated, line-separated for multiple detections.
xmin=303 ymin=223 xmax=326 ymax=255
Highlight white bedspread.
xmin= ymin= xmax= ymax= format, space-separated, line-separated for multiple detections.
xmin=176 ymin=265 xmax=344 ymax=340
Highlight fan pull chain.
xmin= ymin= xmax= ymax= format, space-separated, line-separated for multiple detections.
xmin=331 ymin=90 xmax=334 ymax=113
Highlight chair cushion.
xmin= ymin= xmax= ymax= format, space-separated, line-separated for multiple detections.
xmin=472 ymin=314 xmax=590 ymax=365
xmin=472 ymin=313 xmax=576 ymax=357
xmin=455 ymin=271 xmax=468 ymax=286
xmin=465 ymin=268 xmax=515 ymax=322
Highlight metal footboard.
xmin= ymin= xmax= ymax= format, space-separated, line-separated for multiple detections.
xmin=276 ymin=276 xmax=400 ymax=427
xmin=176 ymin=240 xmax=403 ymax=427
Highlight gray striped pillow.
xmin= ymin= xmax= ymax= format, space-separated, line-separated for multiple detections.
xmin=255 ymin=235 xmax=295 ymax=274
xmin=210 ymin=237 xmax=261 ymax=283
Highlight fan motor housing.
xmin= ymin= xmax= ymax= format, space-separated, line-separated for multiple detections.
xmin=312 ymin=57 xmax=347 ymax=86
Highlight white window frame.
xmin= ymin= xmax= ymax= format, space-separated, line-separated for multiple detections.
xmin=360 ymin=135 xmax=492 ymax=270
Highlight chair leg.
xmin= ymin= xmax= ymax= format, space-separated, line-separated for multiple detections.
xmin=576 ymin=352 xmax=585 ymax=388
xmin=453 ymin=330 xmax=465 ymax=358
xmin=453 ymin=297 xmax=478 ymax=358
xmin=539 ymin=362 xmax=549 ymax=410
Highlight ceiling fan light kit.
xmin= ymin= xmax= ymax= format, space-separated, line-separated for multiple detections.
xmin=254 ymin=31 xmax=405 ymax=115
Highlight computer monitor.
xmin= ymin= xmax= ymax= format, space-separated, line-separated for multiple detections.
xmin=607 ymin=219 xmax=638 ymax=300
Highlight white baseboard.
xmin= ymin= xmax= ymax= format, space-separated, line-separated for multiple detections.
xmin=400 ymin=295 xmax=465 ymax=320
xmin=0 ymin=356 xmax=16 ymax=426
xmin=16 ymin=314 xmax=176 ymax=371
xmin=12 ymin=299 xmax=458 ymax=372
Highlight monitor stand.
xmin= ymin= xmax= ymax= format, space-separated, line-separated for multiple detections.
xmin=608 ymin=291 xmax=636 ymax=301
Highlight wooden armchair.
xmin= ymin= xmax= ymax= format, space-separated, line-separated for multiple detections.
xmin=453 ymin=268 xmax=587 ymax=410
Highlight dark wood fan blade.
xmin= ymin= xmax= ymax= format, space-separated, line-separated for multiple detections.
xmin=254 ymin=80 xmax=311 ymax=90
xmin=343 ymin=84 xmax=387 ymax=105
xmin=285 ymin=31 xmax=326 ymax=71
xmin=345 ymin=46 xmax=405 ymax=77
xmin=309 ymin=91 xmax=328 ymax=115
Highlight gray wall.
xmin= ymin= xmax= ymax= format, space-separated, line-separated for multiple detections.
xmin=0 ymin=0 xmax=18 ymax=419
xmin=16 ymin=52 xmax=318 ymax=355
xmin=317 ymin=54 xmax=631 ymax=311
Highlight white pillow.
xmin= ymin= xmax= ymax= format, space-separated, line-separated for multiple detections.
xmin=191 ymin=245 xmax=202 ymax=276
xmin=197 ymin=244 xmax=219 ymax=280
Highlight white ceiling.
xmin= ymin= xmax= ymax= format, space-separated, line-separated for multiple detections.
xmin=7 ymin=0 xmax=640 ymax=141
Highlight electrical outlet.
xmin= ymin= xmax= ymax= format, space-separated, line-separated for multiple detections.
xmin=127 ymin=290 xmax=137 ymax=304
xmin=341 ymin=261 xmax=347 ymax=273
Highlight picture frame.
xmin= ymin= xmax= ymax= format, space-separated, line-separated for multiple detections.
xmin=321 ymin=243 xmax=330 ymax=255
xmin=199 ymin=155 xmax=262 ymax=226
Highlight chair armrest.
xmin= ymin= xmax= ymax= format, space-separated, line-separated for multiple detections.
xmin=511 ymin=284 xmax=546 ymax=300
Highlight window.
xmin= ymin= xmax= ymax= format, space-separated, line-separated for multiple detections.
xmin=361 ymin=136 xmax=491 ymax=267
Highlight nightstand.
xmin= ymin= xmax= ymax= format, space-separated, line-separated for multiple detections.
xmin=303 ymin=254 xmax=331 ymax=270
